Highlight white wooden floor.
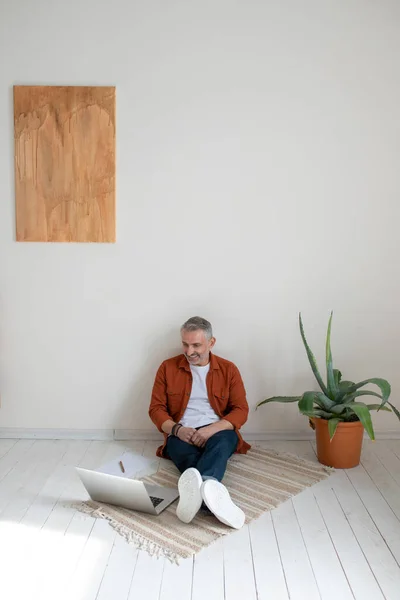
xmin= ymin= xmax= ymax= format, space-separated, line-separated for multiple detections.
xmin=0 ymin=439 xmax=400 ymax=600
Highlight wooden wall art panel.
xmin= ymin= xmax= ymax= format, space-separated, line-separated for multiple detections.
xmin=14 ymin=85 xmax=116 ymax=242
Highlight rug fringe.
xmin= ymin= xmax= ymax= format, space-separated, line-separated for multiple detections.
xmin=74 ymin=502 xmax=181 ymax=565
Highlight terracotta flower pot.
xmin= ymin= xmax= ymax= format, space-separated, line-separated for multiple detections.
xmin=313 ymin=418 xmax=364 ymax=468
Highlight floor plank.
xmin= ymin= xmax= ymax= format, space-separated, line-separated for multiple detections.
xmin=192 ymin=537 xmax=225 ymax=600
xmin=271 ymin=499 xmax=321 ymax=600
xmin=313 ymin=476 xmax=385 ymax=600
xmin=387 ymin=440 xmax=400 ymax=461
xmin=159 ymin=556 xmax=193 ymax=600
xmin=0 ymin=438 xmax=36 ymax=484
xmin=249 ymin=512 xmax=289 ymax=600
xmin=223 ymin=526 xmax=257 ymax=600
xmin=292 ymin=486 xmax=354 ymax=600
xmin=0 ymin=439 xmax=70 ymax=523
xmin=0 ymin=440 xmax=58 ymax=516
xmin=345 ymin=464 xmax=400 ymax=564
xmin=332 ymin=469 xmax=400 ymax=599
xmin=127 ymin=551 xmax=165 ymax=600
xmin=0 ymin=438 xmax=17 ymax=459
xmin=361 ymin=444 xmax=400 ymax=521
xmin=61 ymin=517 xmax=116 ymax=600
xmin=369 ymin=440 xmax=400 ymax=487
xmin=96 ymin=534 xmax=140 ymax=600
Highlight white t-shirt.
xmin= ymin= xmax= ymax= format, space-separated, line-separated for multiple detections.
xmin=180 ymin=363 xmax=221 ymax=428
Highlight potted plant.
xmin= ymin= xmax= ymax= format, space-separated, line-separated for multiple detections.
xmin=257 ymin=313 xmax=400 ymax=468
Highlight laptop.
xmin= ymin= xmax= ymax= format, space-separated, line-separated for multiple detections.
xmin=76 ymin=467 xmax=179 ymax=515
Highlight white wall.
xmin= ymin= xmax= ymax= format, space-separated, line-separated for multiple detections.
xmin=0 ymin=0 xmax=399 ymax=436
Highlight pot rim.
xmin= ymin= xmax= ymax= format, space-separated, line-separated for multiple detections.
xmin=312 ymin=417 xmax=364 ymax=428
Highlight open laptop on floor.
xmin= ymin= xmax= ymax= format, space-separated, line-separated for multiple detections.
xmin=76 ymin=467 xmax=179 ymax=515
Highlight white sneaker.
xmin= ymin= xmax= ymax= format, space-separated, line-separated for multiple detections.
xmin=176 ymin=468 xmax=203 ymax=524
xmin=201 ymin=479 xmax=245 ymax=529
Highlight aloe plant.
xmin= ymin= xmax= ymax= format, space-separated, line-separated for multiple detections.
xmin=257 ymin=313 xmax=400 ymax=440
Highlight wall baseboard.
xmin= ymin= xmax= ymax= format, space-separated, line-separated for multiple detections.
xmin=0 ymin=428 xmax=115 ymax=440
xmin=0 ymin=427 xmax=399 ymax=441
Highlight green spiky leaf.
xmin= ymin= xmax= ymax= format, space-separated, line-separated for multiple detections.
xmin=301 ymin=409 xmax=333 ymax=419
xmin=365 ymin=404 xmax=391 ymax=412
xmin=329 ymin=404 xmax=347 ymax=415
xmin=387 ymin=402 xmax=400 ymax=420
xmin=333 ymin=369 xmax=342 ymax=388
xmin=326 ymin=312 xmax=338 ymax=399
xmin=299 ymin=313 xmax=328 ymax=396
xmin=256 ymin=396 xmax=300 ymax=409
xmin=328 ymin=417 xmax=341 ymax=440
xmin=339 ymin=380 xmax=355 ymax=392
xmin=345 ymin=379 xmax=391 ymax=407
xmin=347 ymin=402 xmax=375 ymax=440
xmin=298 ymin=391 xmax=317 ymax=414
xmin=343 ymin=390 xmax=384 ymax=403
xmin=314 ymin=392 xmax=336 ymax=411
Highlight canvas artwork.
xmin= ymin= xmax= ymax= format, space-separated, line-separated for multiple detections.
xmin=14 ymin=85 xmax=116 ymax=243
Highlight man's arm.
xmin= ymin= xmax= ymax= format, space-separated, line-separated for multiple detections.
xmin=148 ymin=362 xmax=173 ymax=432
xmin=221 ymin=364 xmax=249 ymax=430
xmin=148 ymin=363 xmax=196 ymax=443
xmin=160 ymin=419 xmax=176 ymax=435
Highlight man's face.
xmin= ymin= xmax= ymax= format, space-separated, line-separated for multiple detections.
xmin=181 ymin=329 xmax=216 ymax=367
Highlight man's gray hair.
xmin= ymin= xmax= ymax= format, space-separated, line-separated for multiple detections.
xmin=181 ymin=316 xmax=213 ymax=340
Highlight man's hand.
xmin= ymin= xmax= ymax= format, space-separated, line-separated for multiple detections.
xmin=191 ymin=425 xmax=217 ymax=448
xmin=191 ymin=420 xmax=234 ymax=447
xmin=177 ymin=426 xmax=197 ymax=444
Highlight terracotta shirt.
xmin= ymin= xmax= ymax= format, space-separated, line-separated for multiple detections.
xmin=149 ymin=352 xmax=251 ymax=457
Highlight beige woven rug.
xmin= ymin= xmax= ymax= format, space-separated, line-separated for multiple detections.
xmin=75 ymin=446 xmax=332 ymax=563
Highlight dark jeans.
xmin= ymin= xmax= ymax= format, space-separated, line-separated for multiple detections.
xmin=165 ymin=429 xmax=239 ymax=482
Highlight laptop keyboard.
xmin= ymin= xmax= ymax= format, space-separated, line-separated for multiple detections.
xmin=150 ymin=496 xmax=164 ymax=508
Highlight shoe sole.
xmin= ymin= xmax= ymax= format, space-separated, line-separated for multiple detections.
xmin=176 ymin=468 xmax=203 ymax=524
xmin=201 ymin=480 xmax=245 ymax=529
